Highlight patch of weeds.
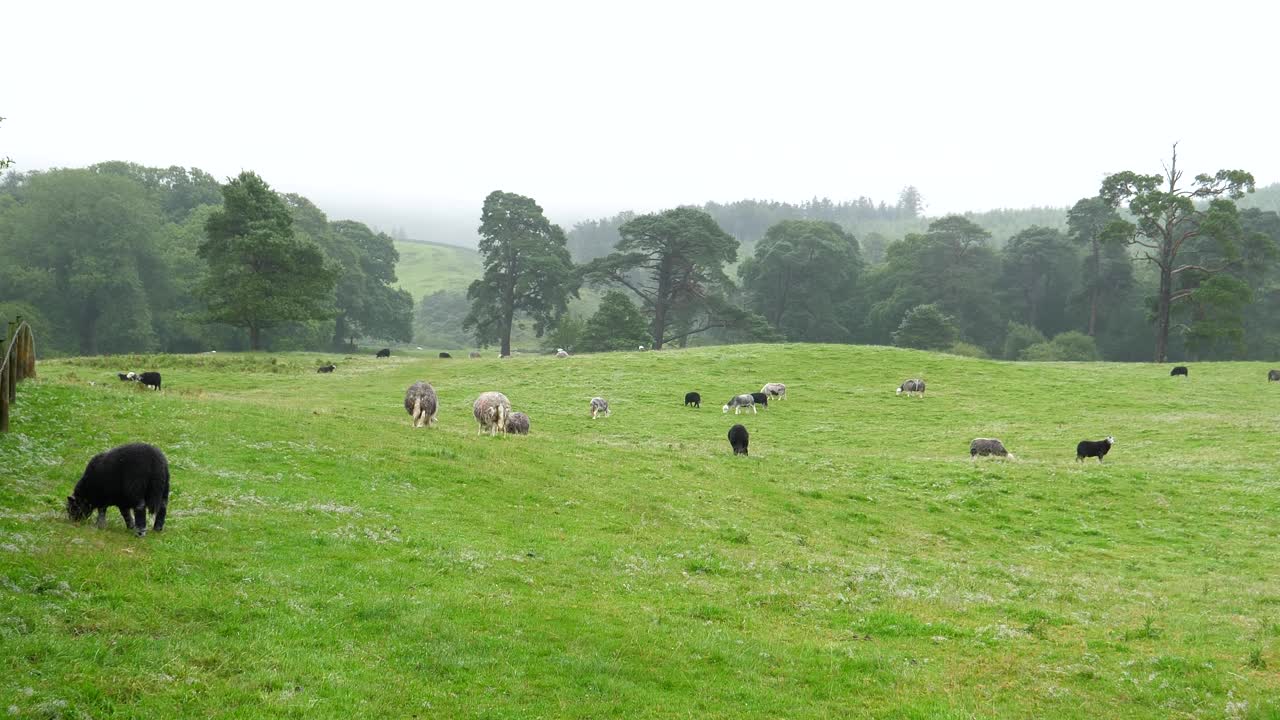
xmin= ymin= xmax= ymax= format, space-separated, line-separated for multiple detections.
xmin=717 ymin=527 xmax=749 ymax=545
xmin=1246 ymin=647 xmax=1267 ymax=670
xmin=1124 ymin=615 xmax=1161 ymax=641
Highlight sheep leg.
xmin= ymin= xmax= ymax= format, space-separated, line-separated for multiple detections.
xmin=118 ymin=506 xmax=134 ymax=529
xmin=95 ymin=508 xmax=108 ymax=529
xmin=132 ymin=505 xmax=147 ymax=536
xmin=152 ymin=502 xmax=166 ymax=532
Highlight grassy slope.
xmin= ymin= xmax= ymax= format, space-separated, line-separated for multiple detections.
xmin=2 ymin=345 xmax=1279 ymax=719
xmin=393 ymin=240 xmax=482 ymax=298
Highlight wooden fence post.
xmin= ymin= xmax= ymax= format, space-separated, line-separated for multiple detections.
xmin=0 ymin=319 xmax=11 ymax=433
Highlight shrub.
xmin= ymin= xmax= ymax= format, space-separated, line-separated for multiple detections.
xmin=1003 ymin=322 xmax=1047 ymax=360
xmin=948 ymin=342 xmax=988 ymax=358
xmin=893 ymin=304 xmax=957 ymax=350
xmin=1020 ymin=331 xmax=1100 ymax=361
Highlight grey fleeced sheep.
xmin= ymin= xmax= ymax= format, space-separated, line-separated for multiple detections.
xmin=473 ymin=391 xmax=511 ymax=435
xmin=970 ymin=438 xmax=1014 ymax=459
xmin=590 ymin=397 xmax=611 ymax=419
xmin=761 ymin=382 xmax=786 ymax=400
xmin=506 ymin=411 xmax=530 ymax=435
xmin=67 ymin=443 xmax=170 ymax=536
xmin=556 ymin=348 xmax=570 ymax=358
xmin=723 ymin=394 xmax=756 ymax=414
xmin=404 ymin=381 xmax=439 ymax=428
xmin=1269 ymin=369 xmax=1280 ymax=382
xmin=897 ymin=379 xmax=925 ymax=397
xmin=1076 ymin=436 xmax=1115 ymax=462
xmin=470 ymin=351 xmax=482 ymax=359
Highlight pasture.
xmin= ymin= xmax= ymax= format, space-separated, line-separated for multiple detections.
xmin=2 ymin=344 xmax=1279 ymax=718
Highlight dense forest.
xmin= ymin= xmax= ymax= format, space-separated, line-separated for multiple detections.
xmin=4 ymin=154 xmax=1280 ymax=363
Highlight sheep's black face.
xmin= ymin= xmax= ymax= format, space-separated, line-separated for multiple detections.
xmin=66 ymin=495 xmax=92 ymax=522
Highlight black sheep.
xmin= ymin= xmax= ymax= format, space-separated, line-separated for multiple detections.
xmin=1076 ymin=436 xmax=1115 ymax=463
xmin=138 ymin=371 xmax=161 ymax=390
xmin=317 ymin=364 xmax=336 ymax=373
xmin=684 ymin=391 xmax=701 ymax=408
xmin=750 ymin=392 xmax=769 ymax=408
xmin=376 ymin=348 xmax=391 ymax=358
xmin=728 ymin=424 xmax=749 ymax=456
xmin=439 ymin=352 xmax=452 ymax=359
xmin=1170 ymin=366 xmax=1188 ymax=377
xmin=66 ymin=443 xmax=170 ymax=536
xmin=1269 ymin=369 xmax=1280 ymax=382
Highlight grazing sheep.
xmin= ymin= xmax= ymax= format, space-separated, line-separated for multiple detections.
xmin=723 ymin=394 xmax=757 ymax=414
xmin=896 ymin=379 xmax=926 ymax=397
xmin=684 ymin=391 xmax=701 ymax=408
xmin=1269 ymin=369 xmax=1280 ymax=382
xmin=473 ymin=391 xmax=511 ymax=436
xmin=1076 ymin=436 xmax=1115 ymax=463
xmin=404 ymin=381 xmax=439 ymax=428
xmin=469 ymin=351 xmax=482 ymax=359
xmin=376 ymin=348 xmax=391 ymax=358
xmin=1170 ymin=366 xmax=1188 ymax=377
xmin=117 ymin=371 xmax=137 ymax=382
xmin=439 ymin=352 xmax=452 ymax=359
xmin=317 ymin=364 xmax=336 ymax=373
xmin=970 ymin=438 xmax=1014 ymax=460
xmin=728 ymin=424 xmax=749 ymax=455
xmin=506 ymin=411 xmax=530 ymax=435
xmin=138 ymin=371 xmax=162 ymax=390
xmin=750 ymin=392 xmax=770 ymax=408
xmin=590 ymin=397 xmax=611 ymax=419
xmin=761 ymin=382 xmax=787 ymax=400
xmin=556 ymin=348 xmax=570 ymax=358
xmin=66 ymin=443 xmax=170 ymax=537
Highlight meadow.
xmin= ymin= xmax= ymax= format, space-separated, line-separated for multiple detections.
xmin=1 ymin=344 xmax=1279 ymax=718
xmin=393 ymin=240 xmax=483 ymax=298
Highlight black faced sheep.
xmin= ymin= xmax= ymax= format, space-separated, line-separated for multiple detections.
xmin=723 ymin=394 xmax=756 ymax=414
xmin=469 ymin=351 xmax=482 ymax=359
xmin=970 ymin=438 xmax=1014 ymax=460
xmin=439 ymin=352 xmax=452 ymax=359
xmin=66 ymin=443 xmax=170 ymax=537
xmin=750 ymin=392 xmax=770 ymax=408
xmin=1076 ymin=436 xmax=1115 ymax=462
xmin=728 ymin=424 xmax=749 ymax=456
xmin=1170 ymin=366 xmax=1188 ymax=377
xmin=404 ymin=381 xmax=439 ymax=428
xmin=138 ymin=371 xmax=161 ymax=390
xmin=117 ymin=371 xmax=136 ymax=382
xmin=506 ymin=411 xmax=530 ymax=435
xmin=684 ymin=391 xmax=701 ymax=408
xmin=1269 ymin=369 xmax=1280 ymax=382
xmin=761 ymin=382 xmax=787 ymax=400
xmin=473 ymin=391 xmax=511 ymax=436
xmin=317 ymin=364 xmax=336 ymax=373
xmin=590 ymin=397 xmax=611 ymax=419
xmin=376 ymin=348 xmax=391 ymax=358
xmin=897 ymin=379 xmax=926 ymax=397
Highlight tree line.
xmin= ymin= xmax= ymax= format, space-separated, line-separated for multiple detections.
xmin=465 ymin=151 xmax=1280 ymax=363
xmin=0 ymin=163 xmax=412 ymax=355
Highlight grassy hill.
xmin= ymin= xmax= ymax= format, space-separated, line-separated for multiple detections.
xmin=3 ymin=345 xmax=1279 ymax=718
xmin=393 ymin=239 xmax=482 ymax=298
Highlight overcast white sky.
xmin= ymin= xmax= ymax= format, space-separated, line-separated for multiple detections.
xmin=3 ymin=0 xmax=1276 ymax=244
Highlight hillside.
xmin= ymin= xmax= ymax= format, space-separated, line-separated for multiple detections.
xmin=3 ymin=345 xmax=1279 ymax=717
xmin=393 ymin=239 xmax=483 ymax=297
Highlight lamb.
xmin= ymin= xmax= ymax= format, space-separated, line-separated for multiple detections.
xmin=469 ymin=351 xmax=482 ymax=359
xmin=590 ymin=397 xmax=611 ymax=419
xmin=970 ymin=438 xmax=1014 ymax=460
xmin=473 ymin=391 xmax=511 ymax=436
xmin=66 ymin=443 xmax=170 ymax=537
xmin=896 ymin=379 xmax=926 ymax=397
xmin=728 ymin=424 xmax=749 ymax=456
xmin=1269 ymin=369 xmax=1280 ymax=382
xmin=1076 ymin=436 xmax=1115 ymax=463
xmin=556 ymin=348 xmax=570 ymax=358
xmin=505 ymin=411 xmax=530 ymax=435
xmin=404 ymin=381 xmax=439 ymax=428
xmin=1170 ymin=366 xmax=1188 ymax=377
xmin=761 ymin=382 xmax=787 ymax=401
xmin=138 ymin=371 xmax=161 ymax=390
xmin=750 ymin=392 xmax=770 ymax=408
xmin=316 ymin=364 xmax=336 ymax=373
xmin=684 ymin=391 xmax=701 ymax=408
xmin=723 ymin=394 xmax=756 ymax=414
xmin=117 ymin=371 xmax=137 ymax=382
xmin=376 ymin=348 xmax=391 ymax=358
xmin=439 ymin=352 xmax=452 ymax=359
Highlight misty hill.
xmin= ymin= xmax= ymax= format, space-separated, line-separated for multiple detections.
xmin=392 ymin=239 xmax=482 ymax=298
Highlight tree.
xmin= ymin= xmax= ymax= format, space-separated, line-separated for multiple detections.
xmin=897 ymin=186 xmax=924 ymax=219
xmin=0 ymin=116 xmax=13 ymax=171
xmin=1100 ymin=145 xmax=1256 ymax=362
xmin=584 ymin=207 xmax=761 ymax=349
xmin=464 ymin=191 xmax=578 ymax=356
xmin=579 ymin=291 xmax=652 ymax=352
xmin=327 ymin=219 xmax=413 ymax=347
xmin=1067 ymin=198 xmax=1130 ymax=336
xmin=738 ymin=220 xmax=863 ymax=342
xmin=1020 ymin=331 xmax=1100 ymax=361
xmin=1002 ymin=322 xmax=1047 ymax=360
xmin=198 ymin=172 xmax=336 ymax=350
xmin=1000 ymin=226 xmax=1077 ymax=335
xmin=892 ymin=304 xmax=957 ymax=350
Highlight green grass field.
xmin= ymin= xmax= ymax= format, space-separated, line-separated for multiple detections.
xmin=393 ymin=240 xmax=483 ymax=298
xmin=3 ymin=345 xmax=1279 ymax=718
